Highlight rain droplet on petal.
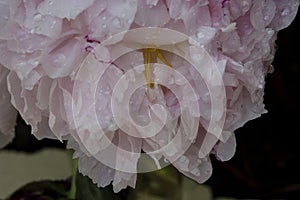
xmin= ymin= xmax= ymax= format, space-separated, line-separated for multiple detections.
xmin=281 ymin=7 xmax=290 ymax=16
xmin=263 ymin=16 xmax=269 ymax=21
xmin=241 ymin=0 xmax=250 ymax=12
xmin=191 ymin=168 xmax=200 ymax=176
xmin=33 ymin=13 xmax=42 ymax=21
xmin=54 ymin=54 xmax=66 ymax=65
xmin=196 ymin=30 xmax=205 ymax=39
xmin=112 ymin=18 xmax=122 ymax=28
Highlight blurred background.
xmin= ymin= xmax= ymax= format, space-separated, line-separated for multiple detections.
xmin=1 ymin=10 xmax=300 ymax=200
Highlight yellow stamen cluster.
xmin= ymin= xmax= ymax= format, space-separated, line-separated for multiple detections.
xmin=142 ymin=48 xmax=172 ymax=89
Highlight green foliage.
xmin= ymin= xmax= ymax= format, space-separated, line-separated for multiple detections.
xmin=75 ymin=172 xmax=121 ymax=200
xmin=6 ymin=180 xmax=71 ymax=200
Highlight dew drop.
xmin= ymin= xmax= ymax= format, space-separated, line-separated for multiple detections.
xmin=213 ymin=22 xmax=220 ymax=27
xmin=263 ymin=15 xmax=269 ymax=21
xmin=281 ymin=7 xmax=290 ymax=16
xmin=191 ymin=168 xmax=200 ymax=176
xmin=127 ymin=19 xmax=133 ymax=24
xmin=202 ymin=157 xmax=208 ymax=162
xmin=112 ymin=17 xmax=122 ymax=28
xmin=31 ymin=126 xmax=38 ymax=133
xmin=179 ymin=155 xmax=187 ymax=163
xmin=48 ymin=0 xmax=53 ymax=6
xmin=108 ymin=122 xmax=118 ymax=131
xmin=54 ymin=54 xmax=66 ymax=65
xmin=267 ymin=29 xmax=274 ymax=35
xmin=196 ymin=30 xmax=204 ymax=39
xmin=241 ymin=0 xmax=250 ymax=12
xmin=33 ymin=13 xmax=42 ymax=21
xmin=102 ymin=24 xmax=107 ymax=28
xmin=167 ymin=77 xmax=174 ymax=85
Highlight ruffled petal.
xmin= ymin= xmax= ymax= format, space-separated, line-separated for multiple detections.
xmin=37 ymin=0 xmax=95 ymax=20
xmin=135 ymin=0 xmax=170 ymax=27
xmin=0 ymin=66 xmax=17 ymax=148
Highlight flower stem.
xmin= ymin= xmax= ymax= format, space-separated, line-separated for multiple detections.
xmin=68 ymin=159 xmax=78 ymax=199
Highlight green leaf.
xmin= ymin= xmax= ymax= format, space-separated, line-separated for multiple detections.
xmin=0 ymin=149 xmax=72 ymax=199
xmin=75 ymin=172 xmax=121 ymax=200
xmin=7 ymin=180 xmax=72 ymax=200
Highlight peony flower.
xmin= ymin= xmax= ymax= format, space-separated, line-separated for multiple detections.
xmin=0 ymin=0 xmax=299 ymax=193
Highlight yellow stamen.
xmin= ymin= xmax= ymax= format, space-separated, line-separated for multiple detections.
xmin=156 ymin=50 xmax=172 ymax=68
xmin=142 ymin=48 xmax=172 ymax=90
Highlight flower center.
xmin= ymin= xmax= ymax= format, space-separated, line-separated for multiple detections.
xmin=142 ymin=48 xmax=172 ymax=89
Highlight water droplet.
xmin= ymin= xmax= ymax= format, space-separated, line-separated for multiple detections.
xmin=241 ymin=0 xmax=250 ymax=12
xmin=213 ymin=22 xmax=220 ymax=27
xmin=48 ymin=0 xmax=53 ymax=6
xmin=196 ymin=30 xmax=204 ymax=39
xmin=179 ymin=156 xmax=187 ymax=163
xmin=29 ymin=60 xmax=39 ymax=66
xmin=179 ymin=156 xmax=189 ymax=170
xmin=102 ymin=16 xmax=106 ymax=20
xmin=167 ymin=77 xmax=174 ymax=85
xmin=267 ymin=29 xmax=274 ymax=35
xmin=102 ymin=24 xmax=107 ymax=28
xmin=104 ymin=116 xmax=111 ymax=121
xmin=281 ymin=7 xmax=290 ymax=16
xmin=197 ymin=159 xmax=202 ymax=164
xmin=263 ymin=15 xmax=269 ymax=21
xmin=54 ymin=54 xmax=66 ymax=65
xmin=31 ymin=126 xmax=38 ymax=133
xmin=140 ymin=21 xmax=146 ymax=26
xmin=191 ymin=168 xmax=200 ymax=176
xmin=112 ymin=18 xmax=122 ymax=28
xmin=16 ymin=62 xmax=26 ymax=67
xmin=267 ymin=64 xmax=274 ymax=73
xmin=33 ymin=13 xmax=42 ymax=21
xmin=108 ymin=121 xmax=118 ymax=131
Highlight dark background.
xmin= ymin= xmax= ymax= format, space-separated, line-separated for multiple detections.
xmin=208 ymin=10 xmax=300 ymax=199
xmin=5 ymin=11 xmax=300 ymax=200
